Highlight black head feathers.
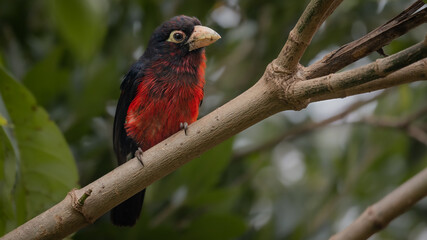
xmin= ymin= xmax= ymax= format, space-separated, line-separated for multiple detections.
xmin=143 ymin=15 xmax=220 ymax=59
xmin=148 ymin=15 xmax=201 ymax=46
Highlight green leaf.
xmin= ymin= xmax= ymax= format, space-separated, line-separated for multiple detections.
xmin=0 ymin=66 xmax=78 ymax=234
xmin=186 ymin=187 xmax=241 ymax=213
xmin=153 ymin=138 xmax=234 ymax=202
xmin=22 ymin=47 xmax=69 ymax=107
xmin=187 ymin=188 xmax=235 ymax=207
xmin=0 ymin=51 xmax=4 ymax=68
xmin=180 ymin=137 xmax=234 ymax=195
xmin=179 ymin=213 xmax=247 ymax=240
xmin=48 ymin=0 xmax=107 ymax=61
xmin=0 ymin=128 xmax=17 ymax=235
xmin=65 ymin=58 xmax=119 ymax=141
xmin=0 ymin=90 xmax=22 ymax=234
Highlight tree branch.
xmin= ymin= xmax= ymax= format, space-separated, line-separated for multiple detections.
xmin=235 ymin=57 xmax=427 ymax=157
xmin=290 ymin=38 xmax=427 ymax=102
xmin=330 ymin=167 xmax=427 ymax=240
xmin=305 ymin=0 xmax=427 ymax=79
xmin=311 ymin=58 xmax=427 ymax=101
xmin=2 ymin=74 xmax=285 ymax=240
xmin=273 ymin=0 xmax=343 ymax=72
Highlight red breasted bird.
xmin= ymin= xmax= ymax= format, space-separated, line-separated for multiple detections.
xmin=111 ymin=16 xmax=220 ymax=226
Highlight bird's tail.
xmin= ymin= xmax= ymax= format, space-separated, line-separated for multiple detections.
xmin=110 ymin=189 xmax=146 ymax=226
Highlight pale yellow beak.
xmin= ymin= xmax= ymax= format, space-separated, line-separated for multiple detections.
xmin=187 ymin=25 xmax=221 ymax=51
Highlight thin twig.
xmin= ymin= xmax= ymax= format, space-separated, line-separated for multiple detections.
xmin=233 ymin=91 xmax=387 ymax=159
xmin=362 ymin=105 xmax=427 ymax=128
xmin=360 ymin=104 xmax=427 ymax=146
xmin=408 ymin=125 xmax=427 ymax=146
xmin=77 ymin=189 xmax=92 ymax=206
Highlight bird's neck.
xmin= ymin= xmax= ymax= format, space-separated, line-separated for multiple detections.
xmin=147 ymin=50 xmax=206 ymax=88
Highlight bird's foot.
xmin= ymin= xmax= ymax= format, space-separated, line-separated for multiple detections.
xmin=135 ymin=147 xmax=144 ymax=166
xmin=180 ymin=122 xmax=189 ymax=136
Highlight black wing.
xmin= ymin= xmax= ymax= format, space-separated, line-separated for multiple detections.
xmin=111 ymin=60 xmax=146 ymax=226
xmin=113 ymin=61 xmax=144 ymax=165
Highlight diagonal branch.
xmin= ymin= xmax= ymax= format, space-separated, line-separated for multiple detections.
xmin=330 ymin=167 xmax=427 ymax=240
xmin=305 ymin=0 xmax=427 ymax=79
xmin=360 ymin=105 xmax=427 ymax=146
xmin=407 ymin=125 xmax=427 ymax=146
xmin=273 ymin=0 xmax=344 ymax=72
xmin=362 ymin=105 xmax=427 ymax=129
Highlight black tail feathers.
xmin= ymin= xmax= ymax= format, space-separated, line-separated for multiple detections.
xmin=110 ymin=189 xmax=146 ymax=226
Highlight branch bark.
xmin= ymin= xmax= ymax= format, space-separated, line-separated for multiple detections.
xmin=291 ymin=39 xmax=427 ymax=102
xmin=311 ymin=58 xmax=427 ymax=101
xmin=2 ymin=1 xmax=426 ymax=239
xmin=273 ymin=0 xmax=343 ymax=72
xmin=330 ymin=167 xmax=427 ymax=240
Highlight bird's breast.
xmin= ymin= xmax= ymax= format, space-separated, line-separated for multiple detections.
xmin=125 ymin=59 xmax=205 ymax=150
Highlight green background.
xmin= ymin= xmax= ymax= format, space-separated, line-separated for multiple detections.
xmin=1 ymin=0 xmax=426 ymax=239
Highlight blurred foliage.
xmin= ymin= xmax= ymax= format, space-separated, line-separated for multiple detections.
xmin=0 ymin=67 xmax=78 ymax=234
xmin=0 ymin=0 xmax=426 ymax=239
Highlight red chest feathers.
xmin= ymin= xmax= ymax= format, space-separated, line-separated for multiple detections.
xmin=125 ymin=54 xmax=206 ymax=150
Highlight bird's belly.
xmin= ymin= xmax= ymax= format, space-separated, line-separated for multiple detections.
xmin=125 ymin=94 xmax=200 ymax=151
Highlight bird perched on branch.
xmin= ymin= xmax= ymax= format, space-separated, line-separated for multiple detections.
xmin=111 ymin=15 xmax=220 ymax=226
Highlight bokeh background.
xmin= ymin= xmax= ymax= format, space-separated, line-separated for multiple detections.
xmin=1 ymin=0 xmax=426 ymax=239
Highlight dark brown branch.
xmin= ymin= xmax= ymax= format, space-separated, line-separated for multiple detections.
xmin=305 ymin=0 xmax=427 ymax=79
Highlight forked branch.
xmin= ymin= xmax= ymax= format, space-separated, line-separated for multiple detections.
xmin=293 ymin=39 xmax=427 ymax=102
xmin=273 ymin=0 xmax=344 ymax=72
xmin=305 ymin=0 xmax=427 ymax=79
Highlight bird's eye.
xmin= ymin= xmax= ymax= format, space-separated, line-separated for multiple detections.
xmin=174 ymin=32 xmax=184 ymax=41
xmin=167 ymin=30 xmax=186 ymax=43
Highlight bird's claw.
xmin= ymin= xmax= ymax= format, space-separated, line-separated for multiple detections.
xmin=135 ymin=147 xmax=144 ymax=166
xmin=180 ymin=122 xmax=189 ymax=136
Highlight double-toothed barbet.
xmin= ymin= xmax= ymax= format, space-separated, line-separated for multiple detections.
xmin=111 ymin=15 xmax=220 ymax=226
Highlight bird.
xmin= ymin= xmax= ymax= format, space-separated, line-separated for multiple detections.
xmin=111 ymin=15 xmax=220 ymax=226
